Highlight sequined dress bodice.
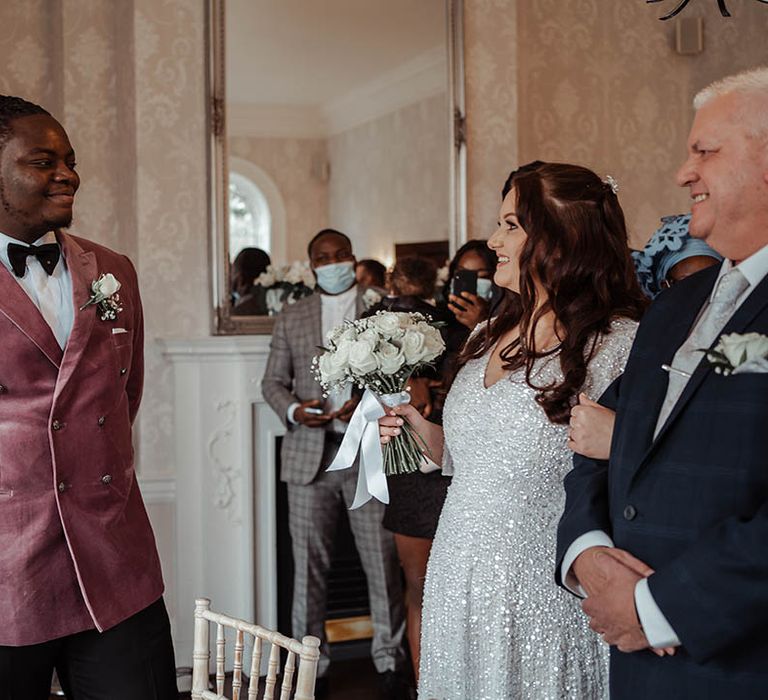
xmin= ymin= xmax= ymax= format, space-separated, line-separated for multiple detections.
xmin=418 ymin=319 xmax=637 ymax=700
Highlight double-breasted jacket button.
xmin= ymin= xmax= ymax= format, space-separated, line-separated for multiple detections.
xmin=119 ymin=368 xmax=127 ymax=376
xmin=97 ymin=416 xmax=106 ymax=426
xmin=623 ymin=504 xmax=638 ymax=521
xmin=0 ymin=384 xmax=7 ymax=394
xmin=57 ymin=481 xmax=66 ymax=493
xmin=101 ymin=474 xmax=112 ymax=485
xmin=52 ymin=419 xmax=63 ymax=431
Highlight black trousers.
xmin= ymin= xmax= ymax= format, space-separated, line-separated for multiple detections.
xmin=0 ymin=597 xmax=177 ymax=700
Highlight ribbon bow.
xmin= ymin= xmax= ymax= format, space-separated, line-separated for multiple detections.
xmin=326 ymin=388 xmax=411 ymax=509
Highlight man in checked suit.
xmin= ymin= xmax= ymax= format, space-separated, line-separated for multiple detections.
xmin=556 ymin=67 xmax=768 ymax=697
xmin=0 ymin=97 xmax=176 ymax=698
xmin=262 ymin=229 xmax=406 ymax=699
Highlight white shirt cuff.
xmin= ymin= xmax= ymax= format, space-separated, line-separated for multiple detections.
xmin=560 ymin=530 xmax=614 ymax=597
xmin=287 ymin=402 xmax=300 ymax=425
xmin=634 ymin=577 xmax=681 ymax=648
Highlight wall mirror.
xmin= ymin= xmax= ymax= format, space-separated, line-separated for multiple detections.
xmin=208 ymin=0 xmax=466 ymax=334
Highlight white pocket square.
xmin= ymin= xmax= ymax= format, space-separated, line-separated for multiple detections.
xmin=112 ymin=328 xmax=128 ymax=335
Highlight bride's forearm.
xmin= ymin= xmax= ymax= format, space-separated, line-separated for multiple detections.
xmin=411 ymin=420 xmax=445 ymax=464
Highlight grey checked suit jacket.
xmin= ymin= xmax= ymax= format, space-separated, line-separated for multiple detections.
xmin=261 ymin=287 xmax=368 ymax=485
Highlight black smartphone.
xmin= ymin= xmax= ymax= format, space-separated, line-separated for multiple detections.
xmin=451 ymin=269 xmax=478 ymax=297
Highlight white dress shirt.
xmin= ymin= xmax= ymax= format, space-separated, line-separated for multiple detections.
xmin=0 ymin=230 xmax=74 ymax=348
xmin=562 ymin=242 xmax=768 ymax=648
xmin=287 ymin=284 xmax=358 ymax=432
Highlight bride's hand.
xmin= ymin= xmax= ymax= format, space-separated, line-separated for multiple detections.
xmin=379 ymin=403 xmax=424 ymax=444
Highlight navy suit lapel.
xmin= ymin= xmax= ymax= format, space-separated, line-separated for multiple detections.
xmin=657 ymin=271 xmax=768 ymax=436
xmin=629 ymin=267 xmax=718 ymax=477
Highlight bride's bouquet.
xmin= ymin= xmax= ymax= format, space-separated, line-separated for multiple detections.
xmin=312 ymin=311 xmax=445 ymax=507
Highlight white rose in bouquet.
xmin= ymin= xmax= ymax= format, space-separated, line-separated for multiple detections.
xmin=326 ymin=324 xmax=355 ymax=347
xmin=358 ymin=327 xmax=381 ymax=346
xmin=378 ymin=341 xmax=406 ymax=375
xmin=718 ymin=332 xmax=768 ymax=367
xmin=313 ymin=310 xmax=446 ymax=485
xmin=402 ymin=329 xmax=429 ymax=364
xmin=332 ymin=338 xmax=355 ymax=366
xmin=421 ymin=325 xmax=446 ymax=362
xmin=348 ymin=339 xmax=379 ymax=376
xmin=318 ymin=350 xmax=347 ymax=385
xmin=373 ymin=312 xmax=403 ymax=339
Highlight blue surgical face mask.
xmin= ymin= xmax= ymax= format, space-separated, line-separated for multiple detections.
xmin=314 ymin=260 xmax=356 ymax=295
xmin=476 ymin=277 xmax=493 ymax=301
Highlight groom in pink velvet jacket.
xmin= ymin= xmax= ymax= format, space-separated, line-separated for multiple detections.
xmin=0 ymin=96 xmax=177 ymax=698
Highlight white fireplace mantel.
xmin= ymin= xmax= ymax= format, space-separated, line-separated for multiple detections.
xmin=160 ymin=336 xmax=284 ymax=667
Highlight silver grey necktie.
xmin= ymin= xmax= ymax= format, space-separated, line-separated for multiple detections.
xmin=654 ymin=268 xmax=750 ymax=437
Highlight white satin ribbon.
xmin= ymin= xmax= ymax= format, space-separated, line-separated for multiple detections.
xmin=326 ymin=388 xmax=410 ymax=509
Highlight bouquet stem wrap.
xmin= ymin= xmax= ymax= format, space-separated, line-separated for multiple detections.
xmin=326 ymin=389 xmax=413 ymax=509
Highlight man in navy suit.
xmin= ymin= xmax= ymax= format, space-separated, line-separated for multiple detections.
xmin=556 ymin=67 xmax=768 ymax=697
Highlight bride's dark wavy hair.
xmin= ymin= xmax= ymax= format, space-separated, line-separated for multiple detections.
xmin=458 ymin=161 xmax=647 ymax=424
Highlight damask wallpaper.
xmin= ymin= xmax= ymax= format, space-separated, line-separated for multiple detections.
xmin=464 ymin=0 xmax=768 ymax=248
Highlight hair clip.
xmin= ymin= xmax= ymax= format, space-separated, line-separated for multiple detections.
xmin=603 ymin=175 xmax=619 ymax=195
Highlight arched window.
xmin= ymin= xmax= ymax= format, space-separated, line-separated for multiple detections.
xmin=228 ymin=158 xmax=287 ymax=264
xmin=229 ymin=172 xmax=271 ymax=259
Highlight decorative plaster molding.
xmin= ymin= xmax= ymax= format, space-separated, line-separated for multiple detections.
xmin=158 ymin=336 xmax=272 ymax=361
xmin=138 ymin=476 xmax=177 ymax=504
xmin=207 ymin=399 xmax=242 ymax=525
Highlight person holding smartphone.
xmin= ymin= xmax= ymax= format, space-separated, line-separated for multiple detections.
xmin=445 ymin=240 xmax=498 ymax=330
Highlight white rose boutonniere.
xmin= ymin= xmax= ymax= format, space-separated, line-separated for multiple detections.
xmin=79 ymin=272 xmax=124 ymax=321
xmin=701 ymin=332 xmax=768 ymax=375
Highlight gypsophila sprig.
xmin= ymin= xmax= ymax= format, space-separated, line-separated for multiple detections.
xmin=313 ymin=310 xmax=446 ymax=475
xmin=79 ymin=272 xmax=123 ymax=321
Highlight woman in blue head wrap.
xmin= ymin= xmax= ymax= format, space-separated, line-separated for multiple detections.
xmin=632 ymin=214 xmax=722 ymax=299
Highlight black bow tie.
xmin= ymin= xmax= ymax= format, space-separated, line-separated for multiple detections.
xmin=7 ymin=242 xmax=61 ymax=277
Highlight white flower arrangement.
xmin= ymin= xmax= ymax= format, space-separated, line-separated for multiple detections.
xmin=313 ymin=310 xmax=446 ymax=476
xmin=701 ymin=332 xmax=768 ymax=375
xmin=254 ymin=261 xmax=316 ymax=315
xmin=79 ymin=272 xmax=123 ymax=321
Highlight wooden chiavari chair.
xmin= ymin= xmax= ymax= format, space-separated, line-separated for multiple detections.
xmin=191 ymin=598 xmax=320 ymax=700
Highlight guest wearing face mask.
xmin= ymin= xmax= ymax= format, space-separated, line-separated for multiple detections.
xmin=444 ymin=239 xmax=498 ymax=331
xmin=261 ymin=228 xmax=407 ymax=700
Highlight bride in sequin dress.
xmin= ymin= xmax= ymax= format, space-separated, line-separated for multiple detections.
xmin=380 ymin=162 xmax=647 ymax=699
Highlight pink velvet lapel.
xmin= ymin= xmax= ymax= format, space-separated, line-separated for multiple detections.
xmin=56 ymin=232 xmax=97 ymax=387
xmin=0 ymin=248 xmax=64 ymax=368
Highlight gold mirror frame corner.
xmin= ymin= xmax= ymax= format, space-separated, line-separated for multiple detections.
xmin=207 ymin=0 xmax=467 ymax=335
